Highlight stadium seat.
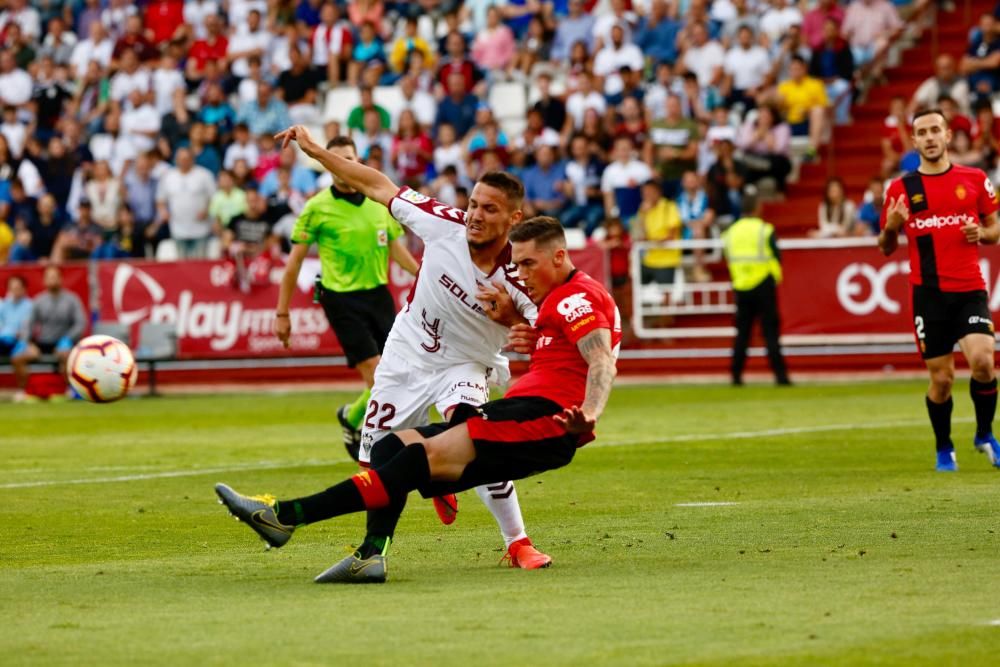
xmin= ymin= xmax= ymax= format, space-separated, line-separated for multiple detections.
xmin=489 ymin=81 xmax=528 ymax=138
xmin=373 ymin=86 xmax=405 ymax=127
xmin=206 ymin=237 xmax=222 ymax=260
xmin=93 ymin=321 xmax=132 ymax=346
xmin=323 ymin=87 xmax=361 ymax=124
xmin=154 ymin=240 xmax=178 ymax=262
xmin=135 ymin=322 xmax=178 ymax=396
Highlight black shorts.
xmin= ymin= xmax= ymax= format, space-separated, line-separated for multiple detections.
xmin=911 ymin=285 xmax=994 ymax=359
xmin=414 ymin=397 xmax=578 ymax=497
xmin=318 ymin=284 xmax=396 ymax=367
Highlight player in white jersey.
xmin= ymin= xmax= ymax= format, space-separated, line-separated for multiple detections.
xmin=276 ymin=124 xmax=554 ymax=574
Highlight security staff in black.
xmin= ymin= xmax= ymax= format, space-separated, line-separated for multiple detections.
xmin=722 ymin=187 xmax=791 ymax=386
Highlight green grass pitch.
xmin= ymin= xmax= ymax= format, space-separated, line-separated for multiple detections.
xmin=3 ymin=380 xmax=1000 ymax=666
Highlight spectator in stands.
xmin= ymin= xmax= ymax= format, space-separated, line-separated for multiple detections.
xmin=228 ymin=9 xmax=271 ymax=83
xmin=680 ymin=70 xmax=720 ymax=122
xmin=39 ymin=17 xmax=77 ymax=66
xmin=223 ymin=188 xmax=290 ymax=291
xmin=677 ymin=169 xmax=714 ymax=282
xmin=85 ymin=160 xmax=121 ymax=230
xmin=187 ymin=13 xmax=228 ymax=77
xmin=188 ymin=122 xmax=222 ymax=175
xmin=776 ymin=55 xmax=828 ymax=158
xmin=705 ymin=138 xmax=746 ymax=224
xmin=277 ymin=46 xmax=321 ymax=126
xmin=951 ymin=127 xmax=984 ymax=168
xmin=389 ymin=15 xmax=435 ymax=75
xmin=210 ymin=169 xmax=248 ymax=231
xmin=722 ymin=25 xmax=770 ymax=111
xmin=768 ymin=22 xmax=810 ymax=85
xmin=398 ymin=74 xmax=437 ymax=130
xmin=237 ymin=81 xmax=291 ymax=137
xmin=601 ymin=135 xmax=652 ymax=226
xmin=112 ymin=14 xmax=158 ymax=64
xmin=392 ymin=109 xmax=433 ymax=187
xmin=312 ymin=1 xmax=352 ymax=85
xmin=563 ymin=72 xmax=607 ymax=136
xmin=938 ymin=94 xmax=973 ymax=136
xmin=121 ymin=88 xmax=161 ymax=156
xmin=613 ymin=96 xmax=649 ymax=152
xmin=812 ymin=177 xmax=857 ymax=238
xmin=0 ymin=132 xmax=43 ymax=198
xmin=513 ymin=15 xmax=551 ymax=77
xmin=593 ymin=24 xmax=643 ymax=98
xmin=580 ymin=107 xmax=612 ymax=159
xmin=736 ymin=104 xmax=792 ymax=192
xmin=259 ymin=145 xmax=317 ymax=198
xmin=856 ymin=177 xmax=885 ymax=236
xmin=961 ymin=13 xmax=1000 ymax=100
xmin=437 ymin=30 xmax=483 ymax=97
xmin=7 ymin=188 xmax=54 ymax=263
xmin=0 ymin=274 xmax=31 ymax=365
xmin=514 ymin=108 xmax=561 ymax=162
xmin=809 ymin=18 xmax=855 ymax=126
xmin=11 ymin=265 xmax=86 ymax=402
xmin=971 ymin=99 xmax=1000 ymax=166
xmin=551 ymin=0 xmax=594 ymax=63
xmin=38 ymin=136 xmax=76 ymax=209
xmin=760 ymin=0 xmax=803 ymax=45
xmin=472 ymin=6 xmax=516 ymax=75
xmin=70 ymin=19 xmax=113 ymax=81
xmin=522 ymin=144 xmax=566 ymax=217
xmin=635 ymin=0 xmax=680 ymax=67
xmin=802 ymin=0 xmax=845 ymax=51
xmin=909 ymin=54 xmax=971 ymax=116
xmin=109 ymin=49 xmax=150 ymax=105
xmin=530 ymin=71 xmax=565 ymax=135
xmin=841 ymin=0 xmax=902 ymax=69
xmin=0 ymin=50 xmax=32 ymax=108
xmin=224 ymin=123 xmax=260 ymax=171
xmin=57 ymin=197 xmax=103 ymax=261
xmin=347 ymin=86 xmax=391 ymax=132
xmin=354 ymin=106 xmax=395 ymax=163
xmin=651 ymin=94 xmax=699 ymax=199
xmin=682 ymin=21 xmax=725 ymax=89
xmin=635 ymin=178 xmax=682 ymax=287
xmin=123 ymin=151 xmax=158 ymax=235
xmin=560 ymin=133 xmax=605 ymax=236
xmin=92 ymin=204 xmax=142 ymax=260
xmin=348 ymin=21 xmax=386 ymax=87
xmin=435 ymin=71 xmax=477 ymax=138
xmin=880 ymin=95 xmax=913 ymax=177
xmin=432 ymin=122 xmax=466 ymax=181
xmin=155 ymin=147 xmax=217 ymax=259
xmin=152 ymin=54 xmax=184 ymax=116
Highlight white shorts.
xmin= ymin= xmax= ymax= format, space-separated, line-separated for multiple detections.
xmin=359 ymin=347 xmax=492 ymax=464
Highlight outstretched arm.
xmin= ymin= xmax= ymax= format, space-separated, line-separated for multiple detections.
xmin=555 ymin=328 xmax=617 ymax=434
xmin=275 ymin=125 xmax=398 ymax=207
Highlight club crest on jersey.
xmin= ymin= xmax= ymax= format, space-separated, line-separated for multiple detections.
xmin=377 ymin=229 xmax=388 ymax=246
xmin=399 ymin=188 xmax=430 ymax=204
xmin=911 ymin=193 xmax=924 ymax=204
xmin=985 ymin=177 xmax=997 ymax=203
xmin=557 ymin=292 xmax=593 ymax=322
xmin=956 ymin=184 xmax=967 ymax=200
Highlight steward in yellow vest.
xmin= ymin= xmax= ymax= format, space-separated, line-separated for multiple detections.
xmin=721 ymin=187 xmax=791 ymax=386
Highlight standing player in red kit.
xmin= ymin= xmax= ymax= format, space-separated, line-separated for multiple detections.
xmin=879 ymin=108 xmax=1000 ymax=472
xmin=214 ymin=217 xmax=623 ymax=580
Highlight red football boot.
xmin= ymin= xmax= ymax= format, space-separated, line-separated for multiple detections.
xmin=432 ymin=494 xmax=458 ymax=525
xmin=501 ymin=537 xmax=552 ymax=569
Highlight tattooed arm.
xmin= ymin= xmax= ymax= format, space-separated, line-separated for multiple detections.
xmin=555 ymin=328 xmax=617 ymax=434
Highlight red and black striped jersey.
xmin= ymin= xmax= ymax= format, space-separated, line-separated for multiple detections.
xmin=881 ymin=164 xmax=999 ymax=292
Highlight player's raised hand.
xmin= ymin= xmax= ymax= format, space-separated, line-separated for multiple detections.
xmin=505 ymin=322 xmax=539 ymax=354
xmin=477 ymin=279 xmax=518 ymax=326
xmin=554 ymin=405 xmax=596 ymax=435
xmin=273 ymin=314 xmax=292 ymax=349
xmin=275 ymin=125 xmax=320 ymax=156
xmin=885 ymin=195 xmax=909 ymax=231
xmin=962 ymin=220 xmax=982 ymax=244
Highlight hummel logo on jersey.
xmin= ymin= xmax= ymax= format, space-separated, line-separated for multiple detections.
xmin=420 ymin=309 xmax=442 ymax=353
xmin=432 ymin=204 xmax=464 ymax=220
xmin=557 ymin=292 xmax=594 ymax=322
xmin=912 ymin=214 xmax=976 ymax=230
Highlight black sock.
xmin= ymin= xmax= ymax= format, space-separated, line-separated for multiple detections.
xmin=969 ymin=377 xmax=998 ymax=439
xmin=277 ymin=444 xmax=431 ymax=526
xmin=364 ymin=434 xmax=408 ymax=555
xmin=926 ymin=395 xmax=953 ymax=452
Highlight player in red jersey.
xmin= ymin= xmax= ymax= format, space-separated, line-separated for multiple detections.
xmin=879 ymin=108 xmax=1000 ymax=472
xmin=215 ymin=216 xmax=623 ymax=581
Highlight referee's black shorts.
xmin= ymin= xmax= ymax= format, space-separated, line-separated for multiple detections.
xmin=911 ymin=284 xmax=994 ymax=359
xmin=413 ymin=397 xmax=580 ymax=498
xmin=318 ymin=284 xmax=396 ymax=367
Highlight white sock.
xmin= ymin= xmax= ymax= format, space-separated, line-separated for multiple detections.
xmin=475 ymin=482 xmax=527 ymax=548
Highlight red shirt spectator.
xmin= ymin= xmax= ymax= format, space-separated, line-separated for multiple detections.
xmin=189 ymin=33 xmax=228 ymax=72
xmin=802 ymin=0 xmax=845 ymax=50
xmin=112 ymin=15 xmax=159 ymax=62
xmin=145 ymin=0 xmax=185 ymax=45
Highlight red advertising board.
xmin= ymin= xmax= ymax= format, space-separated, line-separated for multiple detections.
xmin=0 ymin=262 xmax=90 ymax=314
xmin=778 ymin=242 xmax=1000 ymax=339
xmin=94 ymin=246 xmax=608 ymax=359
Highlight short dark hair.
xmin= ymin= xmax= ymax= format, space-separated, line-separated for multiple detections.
xmin=912 ymin=107 xmax=947 ymax=126
xmin=6 ymin=274 xmax=26 ymax=288
xmin=326 ymin=135 xmax=357 ymax=152
xmin=509 ymin=216 xmax=566 ymax=248
xmin=790 ymin=55 xmax=807 ymax=66
xmin=741 ymin=185 xmax=761 ymax=215
xmin=476 ymin=171 xmax=525 ymax=210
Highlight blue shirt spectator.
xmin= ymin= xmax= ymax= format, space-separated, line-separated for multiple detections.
xmin=522 ymin=147 xmax=566 ymax=215
xmin=435 ymin=75 xmax=479 ymax=138
xmin=635 ymin=6 xmax=681 ymax=66
xmin=0 ymin=275 xmax=32 ymax=353
xmin=258 ymin=164 xmax=317 ymax=197
xmin=295 ymin=0 xmax=323 ymax=27
xmin=236 ymin=83 xmax=292 ymax=137
xmin=550 ymin=2 xmax=595 ymax=63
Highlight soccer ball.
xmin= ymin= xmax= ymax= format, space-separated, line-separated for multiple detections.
xmin=68 ymin=335 xmax=138 ymax=403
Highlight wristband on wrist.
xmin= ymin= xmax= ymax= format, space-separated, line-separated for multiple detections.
xmin=275 ymin=313 xmax=290 ymax=318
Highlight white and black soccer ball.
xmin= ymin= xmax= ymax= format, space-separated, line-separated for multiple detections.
xmin=68 ymin=335 xmax=138 ymax=403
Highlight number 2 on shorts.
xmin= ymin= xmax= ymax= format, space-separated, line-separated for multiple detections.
xmin=364 ymin=400 xmax=397 ymax=430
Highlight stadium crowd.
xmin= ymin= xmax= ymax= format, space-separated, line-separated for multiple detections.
xmin=0 ymin=0 xmax=994 ymax=284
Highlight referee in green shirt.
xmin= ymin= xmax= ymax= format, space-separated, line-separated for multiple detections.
xmin=274 ymin=136 xmax=419 ymax=459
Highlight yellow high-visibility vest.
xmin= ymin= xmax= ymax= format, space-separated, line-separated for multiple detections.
xmin=722 ymin=217 xmax=783 ymax=291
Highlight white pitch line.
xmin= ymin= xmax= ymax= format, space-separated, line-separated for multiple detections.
xmin=0 ymin=417 xmax=967 ymax=490
xmin=674 ymin=502 xmax=740 ymax=507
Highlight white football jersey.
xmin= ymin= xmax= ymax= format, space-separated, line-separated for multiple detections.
xmin=385 ymin=187 xmax=537 ymax=385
